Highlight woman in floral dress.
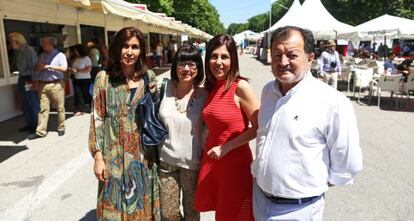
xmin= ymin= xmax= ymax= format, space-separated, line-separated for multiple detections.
xmin=88 ymin=27 xmax=161 ymax=221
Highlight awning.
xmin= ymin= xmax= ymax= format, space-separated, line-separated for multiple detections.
xmin=59 ymin=0 xmax=211 ymax=39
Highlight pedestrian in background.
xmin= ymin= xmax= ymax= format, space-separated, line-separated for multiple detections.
xmin=194 ymin=34 xmax=259 ymax=221
xmin=8 ymin=32 xmax=39 ymax=133
xmin=69 ymin=44 xmax=91 ymax=116
xmin=89 ymin=27 xmax=161 ymax=221
xmin=28 ymin=36 xmax=67 ymax=139
xmin=87 ymin=40 xmax=100 ymax=81
xmin=318 ymin=39 xmax=341 ymax=89
xmin=158 ymin=44 xmax=207 ymax=221
xmin=252 ymin=26 xmax=362 ymax=221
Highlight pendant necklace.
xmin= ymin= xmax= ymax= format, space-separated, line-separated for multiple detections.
xmin=172 ymin=82 xmax=197 ymax=113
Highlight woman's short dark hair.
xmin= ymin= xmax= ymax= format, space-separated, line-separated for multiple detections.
xmin=75 ymin=44 xmax=88 ymax=57
xmin=171 ymin=44 xmax=204 ymax=87
xmin=107 ymin=27 xmax=147 ymax=81
xmin=205 ymin=34 xmax=241 ymax=92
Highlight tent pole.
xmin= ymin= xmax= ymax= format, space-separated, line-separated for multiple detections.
xmin=384 ymin=36 xmax=386 ymax=59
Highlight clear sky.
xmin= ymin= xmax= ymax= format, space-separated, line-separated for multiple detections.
xmin=209 ymin=0 xmax=271 ymax=28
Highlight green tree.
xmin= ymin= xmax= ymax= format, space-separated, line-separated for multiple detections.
xmin=322 ymin=0 xmax=414 ymax=26
xmin=227 ymin=23 xmax=249 ymax=35
xmin=172 ymin=0 xmax=224 ymax=35
xmin=270 ymin=0 xmax=293 ymax=27
xmin=247 ymin=13 xmax=268 ymax=33
xmin=127 ymin=0 xmax=225 ymax=35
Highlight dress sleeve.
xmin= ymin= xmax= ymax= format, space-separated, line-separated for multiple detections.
xmin=88 ymin=71 xmax=107 ymax=156
xmin=326 ymin=97 xmax=363 ymax=185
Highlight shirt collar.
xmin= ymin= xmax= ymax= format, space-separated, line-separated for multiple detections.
xmin=273 ymin=71 xmax=313 ymax=98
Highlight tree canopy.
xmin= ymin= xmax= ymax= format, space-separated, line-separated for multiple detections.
xmin=127 ymin=0 xmax=225 ymax=35
xmin=227 ymin=0 xmax=414 ymax=35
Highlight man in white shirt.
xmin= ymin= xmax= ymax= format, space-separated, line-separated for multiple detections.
xmin=252 ymin=26 xmax=363 ymax=221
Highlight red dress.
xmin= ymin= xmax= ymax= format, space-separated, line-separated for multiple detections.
xmin=194 ymin=79 xmax=254 ymax=221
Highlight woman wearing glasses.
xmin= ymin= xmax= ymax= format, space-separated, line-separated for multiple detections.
xmin=158 ymin=44 xmax=207 ymax=221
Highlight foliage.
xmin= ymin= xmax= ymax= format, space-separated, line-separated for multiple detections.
xmin=226 ymin=0 xmax=414 ymax=34
xmin=127 ymin=0 xmax=225 ymax=35
xmin=227 ymin=23 xmax=249 ymax=35
xmin=227 ymin=0 xmax=294 ymax=34
xmin=322 ymin=0 xmax=414 ymax=26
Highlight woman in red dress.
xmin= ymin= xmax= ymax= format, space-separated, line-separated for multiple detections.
xmin=194 ymin=34 xmax=259 ymax=220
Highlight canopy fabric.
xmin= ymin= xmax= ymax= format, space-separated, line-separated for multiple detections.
xmin=233 ymin=30 xmax=261 ymax=43
xmin=264 ymin=0 xmax=354 ymax=39
xmin=264 ymin=0 xmax=301 ymax=33
xmin=339 ymin=14 xmax=414 ymax=40
xmin=101 ymin=0 xmax=170 ymax=28
xmin=294 ymin=0 xmax=354 ymax=38
xmin=60 ymin=0 xmax=211 ymax=39
xmin=60 ymin=0 xmax=91 ymax=7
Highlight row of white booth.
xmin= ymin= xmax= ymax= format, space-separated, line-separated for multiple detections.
xmin=261 ymin=0 xmax=414 ymax=45
xmin=0 ymin=0 xmax=212 ymax=122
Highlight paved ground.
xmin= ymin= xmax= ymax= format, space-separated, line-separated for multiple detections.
xmin=0 ymin=54 xmax=413 ymax=221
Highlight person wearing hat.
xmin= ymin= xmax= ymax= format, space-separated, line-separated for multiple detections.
xmin=318 ymin=39 xmax=341 ymax=89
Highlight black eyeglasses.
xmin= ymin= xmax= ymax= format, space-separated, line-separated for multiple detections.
xmin=177 ymin=61 xmax=197 ymax=70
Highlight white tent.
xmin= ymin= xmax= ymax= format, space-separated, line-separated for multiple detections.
xmin=339 ymin=14 xmax=414 ymax=40
xmin=264 ymin=0 xmax=354 ymax=39
xmin=264 ymin=0 xmax=301 ymax=33
xmin=233 ymin=30 xmax=261 ymax=43
xmin=294 ymin=0 xmax=354 ymax=39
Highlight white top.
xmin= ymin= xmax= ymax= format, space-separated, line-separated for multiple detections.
xmin=252 ymin=72 xmax=363 ymax=199
xmin=72 ymin=56 xmax=92 ymax=79
xmin=158 ymin=79 xmax=207 ymax=170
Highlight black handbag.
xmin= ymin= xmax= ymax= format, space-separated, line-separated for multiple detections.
xmin=137 ymin=74 xmax=168 ymax=146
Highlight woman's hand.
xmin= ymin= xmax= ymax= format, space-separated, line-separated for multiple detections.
xmin=149 ymin=82 xmax=157 ymax=93
xmin=207 ymin=145 xmax=228 ymax=160
xmin=93 ymin=152 xmax=107 ymax=182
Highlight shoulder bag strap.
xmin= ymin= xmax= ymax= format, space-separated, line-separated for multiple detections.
xmin=143 ymin=73 xmax=150 ymax=92
xmin=159 ymin=78 xmax=168 ymax=102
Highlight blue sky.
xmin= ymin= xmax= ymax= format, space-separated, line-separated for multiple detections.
xmin=209 ymin=0 xmax=272 ymax=28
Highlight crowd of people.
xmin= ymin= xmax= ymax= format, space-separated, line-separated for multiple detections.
xmin=310 ymin=37 xmax=414 ymax=91
xmin=8 ymin=32 xmax=115 ymax=139
xmin=84 ymin=25 xmax=363 ymax=221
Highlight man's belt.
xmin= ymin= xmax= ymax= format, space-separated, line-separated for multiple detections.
xmin=260 ymin=188 xmax=322 ymax=204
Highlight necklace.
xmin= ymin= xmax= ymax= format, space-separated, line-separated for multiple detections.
xmin=172 ymin=82 xmax=197 ymax=113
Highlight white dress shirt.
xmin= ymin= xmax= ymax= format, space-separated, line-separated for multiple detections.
xmin=252 ymin=72 xmax=362 ymax=199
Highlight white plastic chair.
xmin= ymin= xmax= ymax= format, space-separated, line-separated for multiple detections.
xmin=402 ymin=68 xmax=414 ymax=101
xmin=375 ymin=60 xmax=384 ymax=76
xmin=370 ymin=74 xmax=403 ymax=108
xmin=353 ymin=68 xmax=374 ymax=102
xmin=340 ymin=66 xmax=352 ymax=92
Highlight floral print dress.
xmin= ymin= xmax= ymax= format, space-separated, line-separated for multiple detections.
xmin=89 ymin=71 xmax=161 ymax=221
